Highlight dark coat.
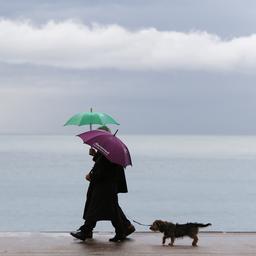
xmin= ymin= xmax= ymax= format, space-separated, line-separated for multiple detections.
xmin=83 ymin=154 xmax=128 ymax=221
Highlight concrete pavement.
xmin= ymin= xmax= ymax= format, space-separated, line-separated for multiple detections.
xmin=0 ymin=232 xmax=256 ymax=255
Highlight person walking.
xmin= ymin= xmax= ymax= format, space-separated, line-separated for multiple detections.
xmin=70 ymin=126 xmax=135 ymax=242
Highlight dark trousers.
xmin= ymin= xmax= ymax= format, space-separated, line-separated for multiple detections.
xmin=80 ymin=205 xmax=130 ymax=236
xmin=118 ymin=205 xmax=131 ymax=226
xmin=81 ymin=219 xmax=124 ymax=236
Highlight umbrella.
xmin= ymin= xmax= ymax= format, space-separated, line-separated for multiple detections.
xmin=64 ymin=108 xmax=119 ymax=130
xmin=77 ymin=130 xmax=132 ymax=168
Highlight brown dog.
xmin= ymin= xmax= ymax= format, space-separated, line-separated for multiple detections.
xmin=150 ymin=220 xmax=211 ymax=246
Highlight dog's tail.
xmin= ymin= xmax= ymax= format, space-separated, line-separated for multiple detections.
xmin=192 ymin=223 xmax=212 ymax=228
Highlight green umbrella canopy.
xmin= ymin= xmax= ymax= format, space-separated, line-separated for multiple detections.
xmin=64 ymin=111 xmax=120 ymax=127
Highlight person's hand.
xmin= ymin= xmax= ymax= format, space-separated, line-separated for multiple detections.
xmin=85 ymin=173 xmax=91 ymax=181
xmin=89 ymin=148 xmax=96 ymax=156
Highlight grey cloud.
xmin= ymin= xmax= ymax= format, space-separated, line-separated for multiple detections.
xmin=1 ymin=0 xmax=256 ymax=37
xmin=1 ymin=62 xmax=256 ymax=135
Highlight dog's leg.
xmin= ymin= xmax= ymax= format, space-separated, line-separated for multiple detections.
xmin=192 ymin=235 xmax=198 ymax=247
xmin=168 ymin=236 xmax=175 ymax=247
xmin=162 ymin=236 xmax=166 ymax=245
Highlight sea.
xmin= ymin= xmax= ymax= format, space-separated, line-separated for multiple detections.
xmin=1 ymin=134 xmax=256 ymax=232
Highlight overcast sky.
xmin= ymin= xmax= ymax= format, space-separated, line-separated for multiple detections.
xmin=1 ymin=0 xmax=256 ymax=134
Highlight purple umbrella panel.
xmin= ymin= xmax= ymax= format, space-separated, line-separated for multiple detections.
xmin=77 ymin=130 xmax=132 ymax=168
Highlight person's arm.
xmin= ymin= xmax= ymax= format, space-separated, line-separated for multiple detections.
xmin=85 ymin=151 xmax=100 ymax=182
xmin=90 ymin=158 xmax=113 ymax=182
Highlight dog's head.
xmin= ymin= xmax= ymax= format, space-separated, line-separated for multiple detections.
xmin=149 ymin=220 xmax=168 ymax=233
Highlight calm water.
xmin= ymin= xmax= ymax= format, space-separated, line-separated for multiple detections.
xmin=1 ymin=135 xmax=256 ymax=232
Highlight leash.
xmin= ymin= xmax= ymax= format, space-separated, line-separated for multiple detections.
xmin=132 ymin=219 xmax=151 ymax=227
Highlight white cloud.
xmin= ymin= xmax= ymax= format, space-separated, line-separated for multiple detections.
xmin=1 ymin=19 xmax=256 ymax=72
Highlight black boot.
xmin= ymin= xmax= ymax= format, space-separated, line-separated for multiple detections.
xmin=70 ymin=230 xmax=93 ymax=241
xmin=109 ymin=234 xmax=126 ymax=242
xmin=125 ymin=224 xmax=135 ymax=237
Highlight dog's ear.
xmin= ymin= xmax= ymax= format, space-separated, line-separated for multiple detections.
xmin=156 ymin=220 xmax=165 ymax=232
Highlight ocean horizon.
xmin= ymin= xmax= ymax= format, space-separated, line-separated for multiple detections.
xmin=1 ymin=134 xmax=256 ymax=232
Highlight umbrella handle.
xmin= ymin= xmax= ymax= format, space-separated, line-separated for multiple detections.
xmin=90 ymin=107 xmax=93 ymax=131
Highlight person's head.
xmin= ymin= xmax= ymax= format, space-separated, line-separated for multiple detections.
xmin=97 ymin=125 xmax=111 ymax=133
